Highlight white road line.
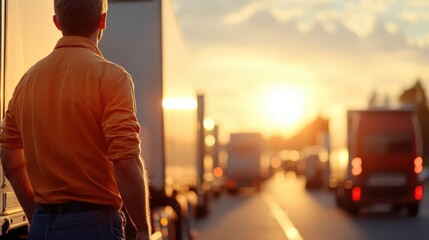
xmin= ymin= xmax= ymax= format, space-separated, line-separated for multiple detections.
xmin=262 ymin=193 xmax=303 ymax=240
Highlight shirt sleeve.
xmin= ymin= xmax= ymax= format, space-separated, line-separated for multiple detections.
xmin=0 ymin=99 xmax=24 ymax=150
xmin=101 ymin=69 xmax=142 ymax=161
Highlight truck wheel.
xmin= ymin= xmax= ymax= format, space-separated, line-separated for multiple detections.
xmin=335 ymin=186 xmax=345 ymax=208
xmin=407 ymin=203 xmax=420 ymax=217
xmin=344 ymin=189 xmax=359 ymax=216
xmin=196 ymin=204 xmax=209 ymax=219
xmin=346 ymin=204 xmax=359 ymax=216
xmin=196 ymin=191 xmax=213 ymax=219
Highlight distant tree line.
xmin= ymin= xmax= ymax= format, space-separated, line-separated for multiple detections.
xmin=399 ymin=79 xmax=429 ymax=161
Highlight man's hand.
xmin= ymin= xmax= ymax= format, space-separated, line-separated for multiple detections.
xmin=0 ymin=148 xmax=35 ymax=221
xmin=113 ymin=157 xmax=152 ymax=237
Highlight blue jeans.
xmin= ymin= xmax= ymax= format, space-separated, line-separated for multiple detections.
xmin=28 ymin=205 xmax=125 ymax=240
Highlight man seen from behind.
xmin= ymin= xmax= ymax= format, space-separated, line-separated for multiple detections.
xmin=0 ymin=0 xmax=151 ymax=239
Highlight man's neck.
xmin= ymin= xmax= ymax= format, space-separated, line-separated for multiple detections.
xmin=88 ymin=31 xmax=100 ymax=46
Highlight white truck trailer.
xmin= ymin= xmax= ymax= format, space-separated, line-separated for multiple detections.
xmin=0 ymin=0 xmax=62 ymax=235
xmin=100 ymin=0 xmax=213 ymax=239
xmin=225 ymin=132 xmax=268 ymax=192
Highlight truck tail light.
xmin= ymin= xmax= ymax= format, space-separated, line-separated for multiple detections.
xmin=352 ymin=187 xmax=361 ymax=201
xmin=415 ymin=185 xmax=423 ymax=200
xmin=351 ymin=157 xmax=362 ymax=176
xmin=414 ymin=157 xmax=423 ymax=174
xmin=213 ymin=167 xmax=223 ymax=178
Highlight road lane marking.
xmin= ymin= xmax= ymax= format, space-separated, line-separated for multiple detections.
xmin=262 ymin=193 xmax=303 ymax=240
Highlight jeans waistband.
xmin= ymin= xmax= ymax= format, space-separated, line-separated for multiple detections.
xmin=37 ymin=201 xmax=114 ymax=214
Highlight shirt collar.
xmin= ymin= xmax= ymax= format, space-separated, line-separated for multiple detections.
xmin=54 ymin=36 xmax=103 ymax=57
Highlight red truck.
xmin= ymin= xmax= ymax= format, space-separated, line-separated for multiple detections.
xmin=331 ymin=108 xmax=424 ymax=216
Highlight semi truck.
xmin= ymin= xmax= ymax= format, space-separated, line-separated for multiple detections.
xmin=225 ymin=132 xmax=269 ymax=193
xmin=329 ymin=108 xmax=424 ymax=216
xmin=100 ymin=0 xmax=214 ymax=239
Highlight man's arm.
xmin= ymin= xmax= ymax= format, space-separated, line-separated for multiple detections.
xmin=0 ymin=148 xmax=35 ymax=221
xmin=113 ymin=156 xmax=151 ymax=240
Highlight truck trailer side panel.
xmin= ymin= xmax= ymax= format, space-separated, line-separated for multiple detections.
xmin=100 ymin=1 xmax=201 ymax=239
xmin=100 ymin=1 xmax=166 ymax=190
xmin=1 ymin=0 xmax=62 ymax=235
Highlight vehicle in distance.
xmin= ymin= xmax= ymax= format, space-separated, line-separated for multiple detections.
xmin=331 ymin=108 xmax=424 ymax=216
xmin=279 ymin=149 xmax=302 ymax=175
xmin=300 ymin=145 xmax=329 ymax=189
xmin=225 ymin=133 xmax=269 ymax=192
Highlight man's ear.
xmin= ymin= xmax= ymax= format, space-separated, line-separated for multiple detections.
xmin=100 ymin=13 xmax=107 ymax=30
xmin=53 ymin=15 xmax=61 ymax=31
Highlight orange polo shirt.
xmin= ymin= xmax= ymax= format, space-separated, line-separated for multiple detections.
xmin=0 ymin=36 xmax=141 ymax=210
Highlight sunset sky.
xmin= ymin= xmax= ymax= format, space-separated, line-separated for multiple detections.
xmin=9 ymin=0 xmax=429 ymax=147
xmin=170 ymin=0 xmax=429 ymax=145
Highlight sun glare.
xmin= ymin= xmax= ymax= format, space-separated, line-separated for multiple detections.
xmin=264 ymin=87 xmax=306 ymax=131
xmin=162 ymin=97 xmax=197 ymax=110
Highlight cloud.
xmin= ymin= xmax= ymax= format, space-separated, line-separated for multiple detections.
xmin=385 ymin=22 xmax=399 ymax=34
xmin=400 ymin=11 xmax=420 ymax=23
xmin=406 ymin=0 xmax=429 ymax=8
xmin=170 ymin=0 xmax=429 ymax=138
xmin=217 ymin=0 xmax=429 ymax=46
xmin=223 ymin=2 xmax=268 ymax=25
xmin=222 ymin=1 xmax=380 ymax=39
xmin=340 ymin=11 xmax=377 ymax=38
xmin=270 ymin=8 xmax=305 ymax=23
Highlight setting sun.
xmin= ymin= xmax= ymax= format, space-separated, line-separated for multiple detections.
xmin=264 ymin=86 xmax=307 ymax=134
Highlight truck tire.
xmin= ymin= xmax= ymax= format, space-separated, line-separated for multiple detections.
xmin=346 ymin=204 xmax=359 ymax=216
xmin=339 ymin=187 xmax=359 ymax=216
xmin=344 ymin=192 xmax=359 ymax=216
xmin=196 ymin=192 xmax=213 ymax=219
xmin=407 ymin=203 xmax=419 ymax=217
